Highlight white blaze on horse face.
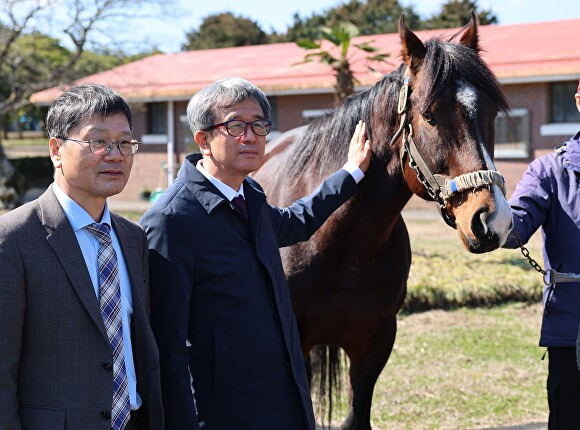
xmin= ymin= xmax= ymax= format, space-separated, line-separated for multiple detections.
xmin=456 ymin=80 xmax=478 ymax=119
xmin=465 ymin=98 xmax=512 ymax=246
xmin=476 ymin=137 xmax=512 ymax=247
xmin=490 ymin=185 xmax=512 ymax=246
xmin=456 ymin=79 xmax=512 ymax=245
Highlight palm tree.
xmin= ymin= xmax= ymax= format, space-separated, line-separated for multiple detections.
xmin=296 ymin=22 xmax=388 ymax=103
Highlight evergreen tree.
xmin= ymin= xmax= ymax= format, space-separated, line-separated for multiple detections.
xmin=182 ymin=12 xmax=268 ymax=51
xmin=423 ymin=0 xmax=497 ymax=29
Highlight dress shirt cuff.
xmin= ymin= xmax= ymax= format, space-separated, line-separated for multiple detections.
xmin=342 ymin=161 xmax=365 ymax=184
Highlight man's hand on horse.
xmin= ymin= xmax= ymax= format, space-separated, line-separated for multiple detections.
xmin=347 ymin=120 xmax=372 ymax=173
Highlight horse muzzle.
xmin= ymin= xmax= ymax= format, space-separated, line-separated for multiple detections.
xmin=451 ymin=185 xmax=513 ymax=253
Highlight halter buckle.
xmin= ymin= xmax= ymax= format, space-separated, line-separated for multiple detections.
xmin=397 ymin=76 xmax=410 ymax=114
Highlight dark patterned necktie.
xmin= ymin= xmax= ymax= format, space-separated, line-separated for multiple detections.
xmin=231 ymin=195 xmax=249 ymax=220
xmin=86 ymin=223 xmax=131 ymax=430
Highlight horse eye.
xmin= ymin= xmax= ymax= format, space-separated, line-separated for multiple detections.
xmin=423 ymin=112 xmax=438 ymax=126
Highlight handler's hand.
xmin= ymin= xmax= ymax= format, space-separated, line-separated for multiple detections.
xmin=347 ymin=120 xmax=372 ymax=173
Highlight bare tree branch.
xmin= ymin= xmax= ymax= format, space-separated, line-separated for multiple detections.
xmin=0 ymin=0 xmax=178 ymax=207
xmin=0 ymin=0 xmax=177 ymax=116
xmin=0 ymin=0 xmax=46 ymax=64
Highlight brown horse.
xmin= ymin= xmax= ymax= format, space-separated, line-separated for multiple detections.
xmin=253 ymin=14 xmax=513 ymax=430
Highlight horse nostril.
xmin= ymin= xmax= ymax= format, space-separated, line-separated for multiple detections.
xmin=471 ymin=208 xmax=490 ymax=238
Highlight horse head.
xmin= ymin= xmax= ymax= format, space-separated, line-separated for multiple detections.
xmin=395 ymin=13 xmax=512 ymax=253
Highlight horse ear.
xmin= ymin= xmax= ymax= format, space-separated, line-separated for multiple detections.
xmin=459 ymin=10 xmax=480 ymax=52
xmin=399 ymin=14 xmax=426 ymax=72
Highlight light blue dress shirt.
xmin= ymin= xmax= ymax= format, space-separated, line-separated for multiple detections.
xmin=52 ymin=183 xmax=141 ymax=410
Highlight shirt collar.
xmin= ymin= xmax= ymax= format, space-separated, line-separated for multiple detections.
xmin=52 ymin=182 xmax=112 ymax=231
xmin=195 ymin=159 xmax=245 ymax=201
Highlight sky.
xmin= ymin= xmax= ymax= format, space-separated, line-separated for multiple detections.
xmin=14 ymin=0 xmax=578 ymax=54
xmin=132 ymin=0 xmax=580 ymax=53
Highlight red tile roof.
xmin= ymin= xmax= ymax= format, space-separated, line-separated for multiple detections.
xmin=31 ymin=18 xmax=580 ymax=103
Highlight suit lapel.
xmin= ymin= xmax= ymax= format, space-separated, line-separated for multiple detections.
xmin=39 ymin=187 xmax=108 ymax=341
xmin=243 ymin=181 xmax=266 ymax=244
xmin=244 ymin=181 xmax=276 ymax=277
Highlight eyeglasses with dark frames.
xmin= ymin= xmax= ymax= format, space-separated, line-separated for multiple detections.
xmin=202 ymin=119 xmax=272 ymax=137
xmin=56 ymin=137 xmax=141 ymax=156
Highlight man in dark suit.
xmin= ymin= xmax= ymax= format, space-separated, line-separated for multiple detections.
xmin=141 ymin=77 xmax=371 ymax=429
xmin=0 ymin=84 xmax=163 ymax=430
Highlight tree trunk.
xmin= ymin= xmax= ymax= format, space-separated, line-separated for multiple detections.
xmin=334 ymin=60 xmax=355 ymax=103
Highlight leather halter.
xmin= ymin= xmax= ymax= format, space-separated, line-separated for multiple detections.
xmin=390 ymin=69 xmax=507 ymax=229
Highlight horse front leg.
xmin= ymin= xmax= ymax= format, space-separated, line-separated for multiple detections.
xmin=341 ymin=314 xmax=397 ymax=430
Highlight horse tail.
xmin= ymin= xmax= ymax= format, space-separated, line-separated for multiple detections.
xmin=310 ymin=344 xmax=344 ymax=427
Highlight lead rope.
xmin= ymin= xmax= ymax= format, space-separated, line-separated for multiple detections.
xmin=512 ymin=230 xmax=580 ymax=316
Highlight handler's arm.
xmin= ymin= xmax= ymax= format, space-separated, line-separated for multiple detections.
xmin=503 ymin=158 xmax=552 ymax=249
xmin=0 ymin=225 xmax=24 ymax=430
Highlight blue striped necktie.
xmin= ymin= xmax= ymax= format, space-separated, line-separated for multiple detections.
xmin=86 ymin=223 xmax=131 ymax=430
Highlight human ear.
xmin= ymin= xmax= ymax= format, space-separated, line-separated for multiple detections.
xmin=194 ymin=130 xmax=212 ymax=156
xmin=49 ymin=137 xmax=63 ymax=168
xmin=575 ymin=94 xmax=580 ymax=115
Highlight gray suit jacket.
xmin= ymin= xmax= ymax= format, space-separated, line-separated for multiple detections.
xmin=0 ymin=186 xmax=163 ymax=430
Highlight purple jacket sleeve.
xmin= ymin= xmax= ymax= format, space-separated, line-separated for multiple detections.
xmin=503 ymin=156 xmax=553 ymax=249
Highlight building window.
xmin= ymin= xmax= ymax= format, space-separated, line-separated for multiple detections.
xmin=268 ymin=96 xmax=278 ymax=130
xmin=180 ymin=114 xmax=199 ymax=154
xmin=265 ymin=96 xmax=280 ymax=141
xmin=494 ymin=108 xmax=530 ymax=159
xmin=552 ymin=81 xmax=578 ymax=123
xmin=148 ymin=102 xmax=167 ymax=134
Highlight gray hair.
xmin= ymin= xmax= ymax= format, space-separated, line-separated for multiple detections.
xmin=46 ymin=83 xmax=132 ymax=138
xmin=186 ymin=77 xmax=270 ymax=133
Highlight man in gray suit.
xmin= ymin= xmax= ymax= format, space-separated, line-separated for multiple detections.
xmin=0 ymin=84 xmax=163 ymax=430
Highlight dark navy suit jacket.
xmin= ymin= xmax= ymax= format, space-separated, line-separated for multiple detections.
xmin=141 ymin=153 xmax=357 ymax=429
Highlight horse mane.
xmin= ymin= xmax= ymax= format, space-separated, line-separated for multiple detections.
xmin=419 ymin=39 xmax=510 ymax=115
xmin=287 ymin=37 xmax=509 ymax=180
xmin=288 ymin=65 xmax=404 ymax=178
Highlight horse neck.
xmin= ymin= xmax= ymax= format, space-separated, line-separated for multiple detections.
xmin=301 ymin=142 xmax=411 ymax=268
xmin=301 ymin=73 xmax=414 ymax=252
